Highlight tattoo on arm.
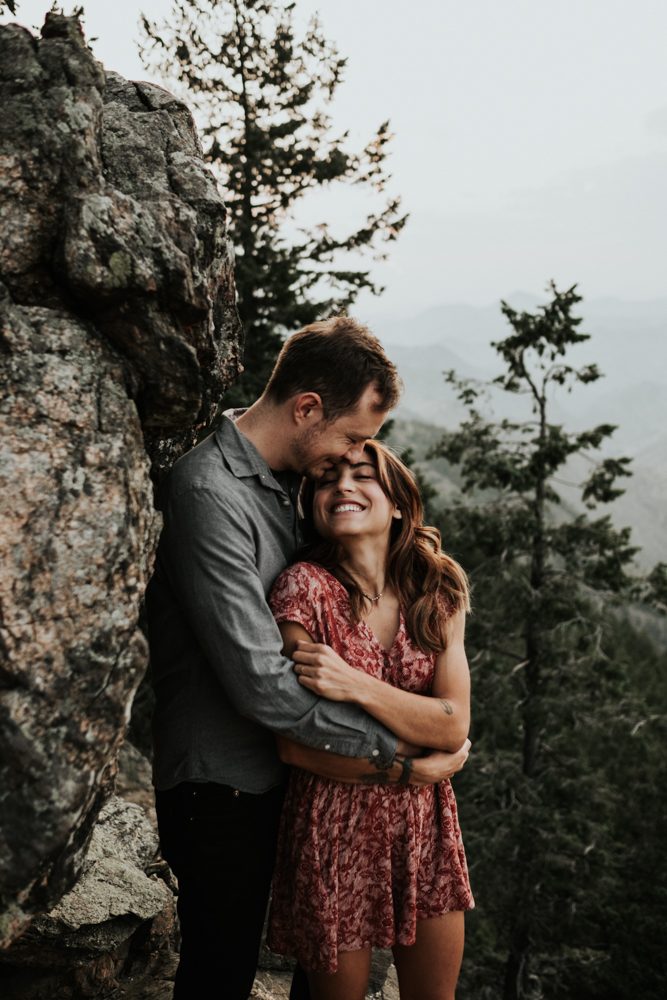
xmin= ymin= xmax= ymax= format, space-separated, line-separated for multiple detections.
xmin=359 ymin=754 xmax=414 ymax=785
xmin=360 ymin=771 xmax=392 ymax=785
xmin=359 ymin=753 xmax=393 ymax=784
xmin=439 ymin=699 xmax=453 ymax=716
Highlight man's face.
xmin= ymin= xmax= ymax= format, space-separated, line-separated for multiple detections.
xmin=292 ymin=384 xmax=389 ymax=479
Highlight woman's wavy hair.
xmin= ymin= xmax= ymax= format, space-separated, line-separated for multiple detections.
xmin=300 ymin=440 xmax=470 ymax=654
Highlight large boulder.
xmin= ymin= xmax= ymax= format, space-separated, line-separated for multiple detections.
xmin=0 ymin=9 xmax=242 ymax=951
xmin=0 ymin=11 xmax=242 ymax=482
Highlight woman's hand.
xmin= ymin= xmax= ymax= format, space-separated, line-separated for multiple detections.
xmin=292 ymin=639 xmax=368 ymax=702
xmin=408 ymin=739 xmax=471 ymax=787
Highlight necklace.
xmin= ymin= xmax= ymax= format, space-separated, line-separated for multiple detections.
xmin=362 ymin=590 xmax=383 ymax=602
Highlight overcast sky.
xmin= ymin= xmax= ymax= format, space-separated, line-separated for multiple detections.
xmin=6 ymin=0 xmax=667 ymax=316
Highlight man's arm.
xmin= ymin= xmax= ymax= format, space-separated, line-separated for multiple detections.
xmin=276 ymin=621 xmax=471 ymax=784
xmin=158 ymin=485 xmax=397 ymax=766
xmin=276 ymin=736 xmax=471 ymax=787
xmin=291 ymin=610 xmax=471 ymax=752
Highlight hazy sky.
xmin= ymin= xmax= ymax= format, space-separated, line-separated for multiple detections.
xmin=5 ymin=0 xmax=667 ymax=316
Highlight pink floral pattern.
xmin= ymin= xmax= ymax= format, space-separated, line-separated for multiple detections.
xmin=267 ymin=562 xmax=474 ymax=974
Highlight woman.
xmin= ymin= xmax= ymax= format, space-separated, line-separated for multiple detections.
xmin=267 ymin=440 xmax=473 ymax=1000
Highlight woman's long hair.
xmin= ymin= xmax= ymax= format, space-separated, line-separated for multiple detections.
xmin=300 ymin=440 xmax=470 ymax=654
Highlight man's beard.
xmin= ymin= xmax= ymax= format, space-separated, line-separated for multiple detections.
xmin=289 ymin=424 xmax=329 ymax=479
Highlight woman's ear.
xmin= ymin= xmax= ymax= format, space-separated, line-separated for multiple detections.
xmin=392 ymin=508 xmax=403 ymax=520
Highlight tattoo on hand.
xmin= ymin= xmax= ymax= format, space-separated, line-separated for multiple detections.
xmin=439 ymin=699 xmax=453 ymax=716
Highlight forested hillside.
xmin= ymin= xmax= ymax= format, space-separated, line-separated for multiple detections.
xmin=377 ymin=294 xmax=667 ymax=567
xmin=386 ymin=288 xmax=667 ymax=999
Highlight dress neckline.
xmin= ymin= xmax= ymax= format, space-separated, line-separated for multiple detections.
xmin=309 ymin=563 xmax=404 ymax=655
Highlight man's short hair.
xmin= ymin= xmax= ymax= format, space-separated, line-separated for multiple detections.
xmin=264 ymin=317 xmax=402 ymax=421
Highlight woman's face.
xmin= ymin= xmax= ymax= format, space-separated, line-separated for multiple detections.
xmin=312 ymin=449 xmax=402 ymax=545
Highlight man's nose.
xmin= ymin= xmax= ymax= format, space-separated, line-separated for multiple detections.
xmin=344 ymin=441 xmax=366 ymax=463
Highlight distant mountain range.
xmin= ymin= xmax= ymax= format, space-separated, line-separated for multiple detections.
xmin=373 ymin=295 xmax=667 ymax=568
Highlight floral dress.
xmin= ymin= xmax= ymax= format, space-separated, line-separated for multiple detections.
xmin=266 ymin=561 xmax=474 ymax=974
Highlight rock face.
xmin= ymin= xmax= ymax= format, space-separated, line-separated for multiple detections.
xmin=0 ymin=296 xmax=160 ymax=946
xmin=0 ymin=796 xmax=176 ymax=998
xmin=0 ymin=11 xmax=242 ymax=482
xmin=0 ymin=10 xmax=241 ymax=952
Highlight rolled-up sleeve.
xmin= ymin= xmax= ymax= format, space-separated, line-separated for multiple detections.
xmin=160 ymin=485 xmax=397 ymax=766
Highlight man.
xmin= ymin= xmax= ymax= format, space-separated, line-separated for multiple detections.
xmin=146 ymin=317 xmax=410 ymax=999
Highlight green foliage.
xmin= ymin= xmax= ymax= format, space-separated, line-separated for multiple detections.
xmin=140 ymin=0 xmax=407 ymax=406
xmin=376 ymin=418 xmax=439 ymax=521
xmin=398 ymin=445 xmax=440 ymax=522
xmin=428 ymin=283 xmax=666 ymax=998
xmin=454 ymin=611 xmax=667 ymax=1000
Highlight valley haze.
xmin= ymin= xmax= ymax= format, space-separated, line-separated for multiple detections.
xmin=368 ymin=294 xmax=667 ymax=570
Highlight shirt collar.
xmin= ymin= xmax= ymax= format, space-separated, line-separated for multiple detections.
xmin=215 ymin=409 xmax=300 ymax=495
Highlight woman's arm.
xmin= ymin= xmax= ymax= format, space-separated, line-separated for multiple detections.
xmin=292 ymin=610 xmax=470 ymax=753
xmin=275 ymin=620 xmax=470 ymax=785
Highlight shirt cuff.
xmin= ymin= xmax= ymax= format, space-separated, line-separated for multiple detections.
xmin=320 ymin=725 xmax=397 ymax=768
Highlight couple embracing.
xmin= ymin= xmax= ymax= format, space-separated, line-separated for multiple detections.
xmin=146 ymin=317 xmax=474 ymax=1000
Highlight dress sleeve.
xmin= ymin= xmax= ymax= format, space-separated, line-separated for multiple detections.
xmin=269 ymin=562 xmax=324 ymax=641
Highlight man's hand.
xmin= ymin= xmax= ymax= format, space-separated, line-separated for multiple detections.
xmin=292 ymin=639 xmax=364 ymax=702
xmin=408 ymin=740 xmax=471 ymax=787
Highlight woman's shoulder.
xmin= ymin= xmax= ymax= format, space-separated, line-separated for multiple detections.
xmin=270 ymin=561 xmax=334 ymax=601
xmin=269 ymin=562 xmax=343 ymax=637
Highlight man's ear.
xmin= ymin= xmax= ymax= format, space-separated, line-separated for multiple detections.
xmin=292 ymin=392 xmax=324 ymax=425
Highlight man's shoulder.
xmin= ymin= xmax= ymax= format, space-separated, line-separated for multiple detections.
xmin=161 ymin=434 xmax=238 ymax=501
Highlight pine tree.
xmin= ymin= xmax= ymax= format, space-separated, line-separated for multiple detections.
xmin=427 ymin=283 xmax=656 ymax=998
xmin=140 ymin=0 xmax=407 ymax=406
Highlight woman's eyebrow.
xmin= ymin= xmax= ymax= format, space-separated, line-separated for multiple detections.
xmin=349 ymin=461 xmax=375 ymax=470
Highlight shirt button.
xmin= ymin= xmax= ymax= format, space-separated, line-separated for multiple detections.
xmin=282 ymin=499 xmax=290 ymax=506
xmin=372 ymin=749 xmax=380 ymax=756
xmin=324 ymin=744 xmax=331 ymax=750
xmin=233 ymin=789 xmax=240 ymax=797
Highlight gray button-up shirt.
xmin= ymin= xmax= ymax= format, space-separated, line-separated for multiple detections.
xmin=146 ymin=413 xmax=397 ymax=794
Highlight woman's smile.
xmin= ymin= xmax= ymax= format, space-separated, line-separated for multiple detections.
xmin=330 ymin=502 xmax=366 ymax=514
xmin=313 ymin=450 xmax=401 ymax=541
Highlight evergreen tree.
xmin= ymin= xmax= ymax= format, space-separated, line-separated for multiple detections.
xmin=140 ymin=0 xmax=407 ymax=406
xmin=427 ymin=283 xmax=661 ymax=998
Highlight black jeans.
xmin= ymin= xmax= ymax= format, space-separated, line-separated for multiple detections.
xmin=156 ymin=780 xmax=310 ymax=1000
